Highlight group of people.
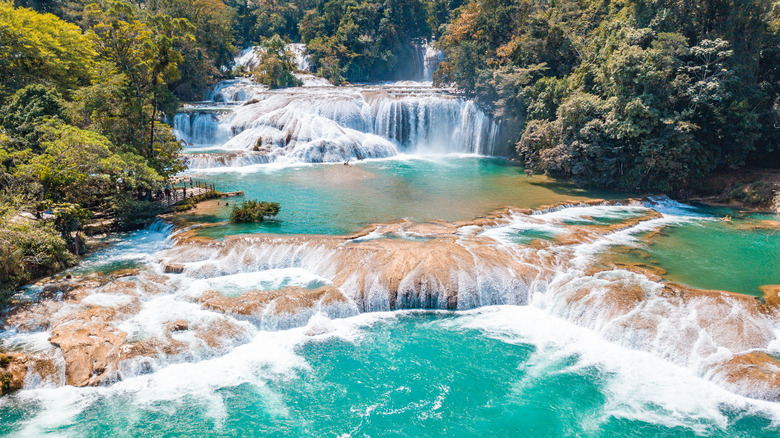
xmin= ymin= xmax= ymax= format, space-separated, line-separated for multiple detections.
xmin=154 ymin=178 xmax=215 ymax=204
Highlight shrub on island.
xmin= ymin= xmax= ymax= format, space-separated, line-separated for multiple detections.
xmin=230 ymin=200 xmax=280 ymax=223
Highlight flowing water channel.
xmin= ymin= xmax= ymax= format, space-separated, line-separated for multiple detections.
xmin=1 ymin=48 xmax=779 ymax=437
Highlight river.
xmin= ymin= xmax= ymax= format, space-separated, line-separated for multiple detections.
xmin=0 ymin=47 xmax=779 ymax=437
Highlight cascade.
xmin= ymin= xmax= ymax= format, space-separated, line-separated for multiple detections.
xmin=173 ymin=109 xmax=233 ymax=145
xmin=5 ymin=200 xmax=780 ymax=405
xmin=423 ymin=43 xmax=446 ymax=81
xmin=396 ymin=40 xmax=445 ymax=81
xmin=234 ymin=43 xmax=311 ymax=73
xmin=206 ymin=78 xmax=266 ymax=103
xmin=172 ymin=44 xmax=501 ymax=167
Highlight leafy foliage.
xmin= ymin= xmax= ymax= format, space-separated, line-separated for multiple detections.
xmin=0 ymin=1 xmax=96 ymax=97
xmin=438 ymin=0 xmax=780 ymax=192
xmin=230 ymin=200 xmax=281 ymax=223
xmin=113 ymin=199 xmax=167 ymax=231
xmin=301 ymin=0 xmax=434 ymax=82
xmin=251 ymin=35 xmax=303 ymax=89
xmin=17 ymin=122 xmax=161 ymax=205
xmin=86 ymin=1 xmax=192 ymax=160
xmin=0 ymin=85 xmax=66 ymax=152
xmin=0 ymin=209 xmax=76 ymax=305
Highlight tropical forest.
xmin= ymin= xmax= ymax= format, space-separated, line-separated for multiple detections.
xmin=0 ymin=0 xmax=779 ymax=436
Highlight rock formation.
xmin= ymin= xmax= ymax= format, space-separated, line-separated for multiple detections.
xmin=1 ymin=200 xmax=779 ymax=403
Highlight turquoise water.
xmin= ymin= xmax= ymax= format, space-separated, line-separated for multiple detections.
xmin=2 ymin=310 xmax=778 ymax=437
xmin=622 ymin=216 xmax=780 ymax=296
xmin=69 ymin=222 xmax=173 ymax=275
xmin=3 ymin=156 xmax=779 ymax=436
xmin=182 ymin=156 xmax=616 ymax=236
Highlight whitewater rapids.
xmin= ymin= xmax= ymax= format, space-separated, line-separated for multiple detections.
xmin=175 ymin=84 xmax=501 ymax=167
xmin=3 ymin=200 xmax=780 ymax=406
xmin=173 ymin=44 xmax=501 ymax=167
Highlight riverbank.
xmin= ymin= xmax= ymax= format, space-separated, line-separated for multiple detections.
xmin=0 ymin=188 xmax=244 ymax=309
xmin=1 ymin=198 xmax=778 ymax=400
xmin=688 ymin=169 xmax=780 ymax=213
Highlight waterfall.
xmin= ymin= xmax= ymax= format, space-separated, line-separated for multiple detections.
xmin=233 ymin=44 xmax=311 ymax=73
xmin=206 ymin=78 xmax=266 ymax=103
xmin=173 ymin=110 xmax=233 ymax=145
xmin=174 ymin=44 xmax=502 ymax=167
xmin=175 ymin=84 xmax=502 ymax=165
xmin=420 ymin=41 xmax=445 ymax=81
xmin=5 ymin=201 xmax=780 ymax=405
xmin=400 ymin=40 xmax=445 ymax=81
xmin=286 ymin=43 xmax=310 ymax=72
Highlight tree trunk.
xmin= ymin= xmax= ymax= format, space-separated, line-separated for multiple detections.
xmin=150 ymin=91 xmax=157 ymax=161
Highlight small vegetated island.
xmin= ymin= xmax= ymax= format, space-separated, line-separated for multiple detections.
xmin=230 ymin=200 xmax=281 ymax=223
xmin=1 ymin=2 xmax=778 ymax=299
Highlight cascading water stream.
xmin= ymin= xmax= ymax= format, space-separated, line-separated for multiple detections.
xmin=3 ymin=41 xmax=779 ymax=436
xmin=173 ymin=44 xmax=501 ymax=167
xmin=176 ymin=85 xmax=503 ymax=165
xmin=2 ymin=193 xmax=780 ymax=435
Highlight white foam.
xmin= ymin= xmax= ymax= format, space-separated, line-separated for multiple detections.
xmin=479 ymin=215 xmax=562 ymax=244
xmin=80 ymin=293 xmax=134 ymax=308
xmin=646 ymin=196 xmax=709 ymax=217
xmin=178 ymin=268 xmax=332 ymax=298
xmin=449 ymin=305 xmax=780 ymax=432
xmin=73 ymin=221 xmax=174 ymax=275
xmin=175 ymin=82 xmax=501 ymax=167
xmin=116 ymin=294 xmax=248 ymax=342
xmin=7 ymin=308 xmax=779 ymax=435
xmin=4 ymin=311 xmax=395 ymax=434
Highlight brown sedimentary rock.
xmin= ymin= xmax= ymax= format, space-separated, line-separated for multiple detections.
xmin=119 ymin=338 xmax=189 ymax=362
xmin=110 ymin=269 xmax=141 ymax=279
xmin=193 ymin=319 xmax=249 ymax=348
xmin=200 ymin=286 xmax=348 ymax=318
xmin=760 ymin=285 xmax=780 ymax=309
xmin=714 ymin=352 xmax=780 ymax=401
xmin=0 ymin=352 xmax=63 ymax=394
xmin=563 ymin=278 xmax=648 ymax=321
xmin=164 ymin=264 xmax=185 ymax=274
xmin=3 ymin=299 xmax=66 ymax=332
xmin=1 ymin=199 xmax=778 ymax=404
xmin=271 ymin=286 xmax=348 ymax=315
xmin=62 ymin=287 xmax=91 ymax=304
xmin=99 ymin=280 xmax=144 ymax=296
xmin=0 ymin=352 xmax=28 ymax=394
xmin=552 ymin=210 xmax=663 ymax=246
xmin=200 ymin=290 xmax=277 ymax=316
xmin=42 ymin=304 xmax=133 ymax=387
xmin=49 ymin=321 xmax=127 ymax=387
xmin=168 ymin=320 xmax=189 ymax=332
xmin=659 ymin=283 xmax=776 ymax=352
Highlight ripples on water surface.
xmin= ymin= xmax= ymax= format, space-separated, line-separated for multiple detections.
xmin=1 ymin=65 xmax=779 ymax=435
xmin=3 ymin=310 xmax=780 ymax=437
xmin=181 ymin=156 xmax=618 ymax=236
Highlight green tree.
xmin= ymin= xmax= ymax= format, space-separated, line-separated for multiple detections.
xmin=86 ymin=0 xmax=193 ymax=161
xmin=439 ymin=0 xmax=780 ymax=192
xmin=0 ymin=85 xmax=66 ymax=152
xmin=230 ymin=200 xmax=281 ymax=222
xmin=300 ymin=0 xmax=437 ymax=82
xmin=151 ymin=0 xmax=237 ymax=100
xmin=0 ymin=212 xmax=76 ymax=305
xmin=17 ymin=122 xmax=160 ymax=206
xmin=251 ymin=35 xmax=303 ymax=89
xmin=0 ymin=1 xmax=96 ymax=97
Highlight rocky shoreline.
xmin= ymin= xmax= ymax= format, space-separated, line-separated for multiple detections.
xmin=1 ymin=198 xmax=779 ymax=403
xmin=688 ymin=169 xmax=780 ymax=213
